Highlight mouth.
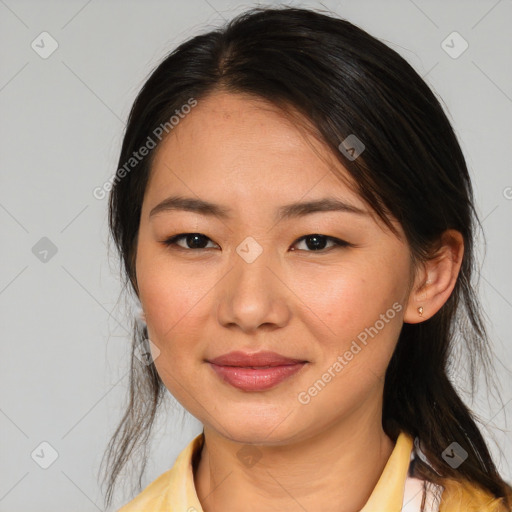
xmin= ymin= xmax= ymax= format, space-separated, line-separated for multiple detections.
xmin=206 ymin=351 xmax=308 ymax=392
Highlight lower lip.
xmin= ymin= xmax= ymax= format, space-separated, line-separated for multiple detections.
xmin=208 ymin=362 xmax=306 ymax=391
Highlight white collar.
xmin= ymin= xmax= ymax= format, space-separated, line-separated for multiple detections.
xmin=401 ymin=439 xmax=443 ymax=512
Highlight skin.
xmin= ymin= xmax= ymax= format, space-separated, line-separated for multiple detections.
xmin=135 ymin=91 xmax=464 ymax=512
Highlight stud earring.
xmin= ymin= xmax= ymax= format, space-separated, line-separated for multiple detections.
xmin=417 ymin=306 xmax=423 ymax=316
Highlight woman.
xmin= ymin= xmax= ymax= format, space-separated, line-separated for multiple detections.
xmin=101 ymin=6 xmax=512 ymax=512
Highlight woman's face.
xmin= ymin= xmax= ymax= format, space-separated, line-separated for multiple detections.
xmin=135 ymin=91 xmax=415 ymax=445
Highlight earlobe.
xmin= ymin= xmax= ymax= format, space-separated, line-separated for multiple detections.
xmin=403 ymin=230 xmax=464 ymax=324
xmin=403 ymin=271 xmax=431 ymax=324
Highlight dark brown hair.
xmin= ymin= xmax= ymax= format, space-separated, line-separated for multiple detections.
xmin=100 ymin=6 xmax=511 ymax=510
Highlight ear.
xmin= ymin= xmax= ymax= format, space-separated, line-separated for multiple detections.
xmin=403 ymin=229 xmax=464 ymax=324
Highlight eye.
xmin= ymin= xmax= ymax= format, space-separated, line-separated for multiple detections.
xmin=162 ymin=233 xmax=218 ymax=250
xmin=291 ymin=234 xmax=351 ymax=252
xmin=162 ymin=233 xmax=351 ymax=253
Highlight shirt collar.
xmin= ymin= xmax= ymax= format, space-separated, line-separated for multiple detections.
xmin=360 ymin=431 xmax=414 ymax=511
xmin=165 ymin=431 xmax=415 ymax=512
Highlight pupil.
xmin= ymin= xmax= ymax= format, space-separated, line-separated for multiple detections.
xmin=306 ymin=235 xmax=326 ymax=250
xmin=188 ymin=233 xmax=207 ymax=249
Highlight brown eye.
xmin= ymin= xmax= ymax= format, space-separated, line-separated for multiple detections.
xmin=291 ymin=234 xmax=351 ymax=252
xmin=162 ymin=233 xmax=218 ymax=250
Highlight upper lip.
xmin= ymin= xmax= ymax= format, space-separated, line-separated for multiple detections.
xmin=207 ymin=351 xmax=306 ymax=367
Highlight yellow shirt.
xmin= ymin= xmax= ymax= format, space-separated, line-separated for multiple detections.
xmin=118 ymin=431 xmax=509 ymax=512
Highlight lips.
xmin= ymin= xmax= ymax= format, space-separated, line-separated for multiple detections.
xmin=208 ymin=350 xmax=305 ymax=367
xmin=207 ymin=351 xmax=308 ymax=391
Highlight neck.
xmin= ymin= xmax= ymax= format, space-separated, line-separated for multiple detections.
xmin=194 ymin=406 xmax=395 ymax=512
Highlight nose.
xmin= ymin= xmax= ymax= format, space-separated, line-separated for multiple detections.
xmin=216 ymin=247 xmax=292 ymax=334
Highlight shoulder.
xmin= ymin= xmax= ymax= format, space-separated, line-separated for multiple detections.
xmin=407 ymin=436 xmax=511 ymax=512
xmin=116 ymin=433 xmax=205 ymax=512
xmin=116 ymin=469 xmax=173 ymax=512
xmin=439 ymin=478 xmax=512 ymax=512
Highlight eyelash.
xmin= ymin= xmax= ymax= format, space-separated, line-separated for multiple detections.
xmin=161 ymin=233 xmax=352 ymax=253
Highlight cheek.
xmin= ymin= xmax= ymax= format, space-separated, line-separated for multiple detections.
xmin=293 ymin=263 xmax=403 ymax=375
xmin=293 ymin=267 xmax=371 ymax=343
xmin=136 ymin=254 xmax=211 ymax=402
xmin=135 ymin=246 xmax=214 ymax=350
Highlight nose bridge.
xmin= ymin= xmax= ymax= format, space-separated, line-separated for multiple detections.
xmin=234 ymin=239 xmax=273 ymax=292
xmin=216 ymin=236 xmax=290 ymax=331
xmin=232 ymin=236 xmax=277 ymax=306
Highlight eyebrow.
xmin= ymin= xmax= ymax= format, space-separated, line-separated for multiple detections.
xmin=149 ymin=195 xmax=369 ymax=222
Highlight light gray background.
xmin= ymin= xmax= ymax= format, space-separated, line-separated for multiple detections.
xmin=1 ymin=0 xmax=511 ymax=510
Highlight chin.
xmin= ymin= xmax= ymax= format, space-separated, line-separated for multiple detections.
xmin=203 ymin=404 xmax=305 ymax=445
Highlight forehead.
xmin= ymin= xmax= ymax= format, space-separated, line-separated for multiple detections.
xmin=146 ymin=91 xmax=364 ymax=213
